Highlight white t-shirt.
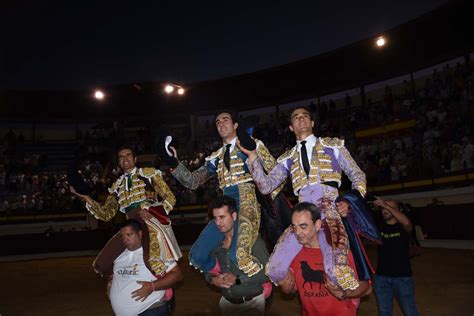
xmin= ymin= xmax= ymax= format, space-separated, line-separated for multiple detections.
xmin=109 ymin=247 xmax=176 ymax=316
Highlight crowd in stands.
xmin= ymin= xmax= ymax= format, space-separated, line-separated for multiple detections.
xmin=351 ymin=62 xmax=474 ymax=184
xmin=0 ymin=135 xmax=107 ymax=215
xmin=1 ymin=60 xmax=473 ymax=216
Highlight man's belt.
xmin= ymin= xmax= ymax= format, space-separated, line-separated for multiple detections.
xmin=224 ymin=291 xmax=262 ymax=304
xmin=321 ymin=181 xmax=338 ymax=189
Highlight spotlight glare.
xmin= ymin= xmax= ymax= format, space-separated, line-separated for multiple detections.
xmin=177 ymin=88 xmax=185 ymax=95
xmin=94 ymin=90 xmax=105 ymax=100
xmin=164 ymin=85 xmax=174 ymax=93
xmin=376 ymin=37 xmax=386 ymax=47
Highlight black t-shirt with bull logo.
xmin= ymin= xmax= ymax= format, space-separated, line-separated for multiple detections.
xmin=377 ymin=222 xmax=412 ymax=277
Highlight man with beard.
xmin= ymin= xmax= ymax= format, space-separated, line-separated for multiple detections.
xmin=204 ymin=196 xmax=271 ymax=316
xmin=371 ymin=198 xmax=420 ymax=316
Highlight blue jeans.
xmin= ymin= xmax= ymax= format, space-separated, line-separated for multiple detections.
xmin=374 ymin=275 xmax=420 ymax=316
xmin=139 ymin=300 xmax=173 ymax=316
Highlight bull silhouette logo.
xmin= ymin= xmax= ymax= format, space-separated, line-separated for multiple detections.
xmin=300 ymin=261 xmax=324 ymax=290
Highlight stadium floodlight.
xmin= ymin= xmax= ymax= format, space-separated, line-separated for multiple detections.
xmin=376 ymin=37 xmax=386 ymax=47
xmin=94 ymin=90 xmax=105 ymax=100
xmin=163 ymin=83 xmax=185 ymax=95
xmin=164 ymin=85 xmax=174 ymax=93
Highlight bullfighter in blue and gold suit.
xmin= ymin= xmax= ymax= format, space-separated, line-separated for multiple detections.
xmin=162 ymin=111 xmax=286 ymax=277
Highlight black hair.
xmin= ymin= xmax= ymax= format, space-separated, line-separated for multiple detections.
xmin=120 ymin=219 xmax=142 ymax=233
xmin=292 ymin=202 xmax=321 ymax=223
xmin=117 ymin=145 xmax=137 ymax=158
xmin=208 ymin=195 xmax=238 ymax=214
xmin=289 ymin=106 xmax=313 ymax=124
xmin=214 ymin=110 xmax=238 ymax=124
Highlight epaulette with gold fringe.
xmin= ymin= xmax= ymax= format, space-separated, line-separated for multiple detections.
xmin=277 ymin=146 xmax=297 ymax=164
xmin=108 ymin=176 xmax=123 ymax=194
xmin=205 ymin=147 xmax=223 ymax=162
xmin=319 ymin=137 xmax=344 ymax=148
xmin=139 ymin=167 xmax=161 ymax=178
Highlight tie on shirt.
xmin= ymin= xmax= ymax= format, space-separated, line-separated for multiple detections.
xmin=126 ymin=174 xmax=133 ymax=191
xmin=224 ymin=144 xmax=232 ymax=171
xmin=300 ymin=140 xmax=311 ymax=176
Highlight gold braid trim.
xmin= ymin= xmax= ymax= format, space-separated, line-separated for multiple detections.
xmin=205 ymin=147 xmax=224 ymax=162
xmin=235 ymin=182 xmax=262 ymax=276
xmin=321 ymin=199 xmax=359 ymax=291
xmin=319 ymin=137 xmax=344 ymax=148
xmin=146 ymin=216 xmax=183 ymax=274
xmin=139 ymin=167 xmax=161 ymax=178
xmin=216 ymin=146 xmax=253 ymax=189
xmin=151 ymin=174 xmax=176 ymax=214
xmin=148 ymin=225 xmax=167 ymax=275
xmin=86 ymin=194 xmax=119 ymax=222
xmin=108 ymin=178 xmax=121 ymax=194
xmin=276 ymin=146 xmax=297 ymax=164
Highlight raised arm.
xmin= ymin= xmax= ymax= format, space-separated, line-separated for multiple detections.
xmin=171 ymin=163 xmax=212 ymax=190
xmin=374 ymin=198 xmax=413 ymax=232
xmin=247 ymin=158 xmax=289 ymax=195
xmin=238 ymin=140 xmax=289 ymax=195
xmin=254 ymin=140 xmax=287 ymax=198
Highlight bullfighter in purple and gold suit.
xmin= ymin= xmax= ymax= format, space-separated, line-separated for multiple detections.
xmin=239 ymin=107 xmax=367 ymax=291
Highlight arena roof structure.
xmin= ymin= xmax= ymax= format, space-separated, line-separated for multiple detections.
xmin=2 ymin=0 xmax=473 ymax=122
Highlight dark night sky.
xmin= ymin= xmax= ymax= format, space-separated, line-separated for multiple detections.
xmin=2 ymin=0 xmax=446 ymax=90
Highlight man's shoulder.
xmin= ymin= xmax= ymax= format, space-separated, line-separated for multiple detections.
xmin=254 ymin=138 xmax=267 ymax=149
xmin=205 ymin=147 xmax=224 ymax=162
xmin=319 ymin=137 xmax=344 ymax=148
xmin=277 ymin=146 xmax=297 ymax=163
xmin=114 ymin=248 xmax=138 ymax=264
xmin=138 ymin=167 xmax=161 ymax=178
xmin=108 ymin=175 xmax=125 ymax=194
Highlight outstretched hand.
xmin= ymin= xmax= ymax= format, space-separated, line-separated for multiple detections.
xmin=70 ymin=186 xmax=94 ymax=205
